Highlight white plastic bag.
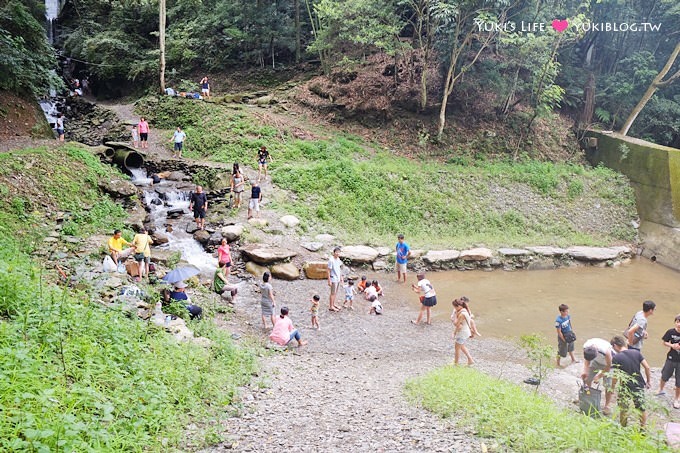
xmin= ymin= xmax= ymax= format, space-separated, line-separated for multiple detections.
xmin=103 ymin=255 xmax=117 ymax=273
xmin=117 ymin=262 xmax=126 ymax=274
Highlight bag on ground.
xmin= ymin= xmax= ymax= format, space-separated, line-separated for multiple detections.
xmin=579 ymin=385 xmax=601 ymax=416
xmin=103 ymin=255 xmax=117 ymax=272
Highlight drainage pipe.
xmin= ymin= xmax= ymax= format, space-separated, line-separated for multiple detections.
xmin=113 ymin=150 xmax=144 ymax=170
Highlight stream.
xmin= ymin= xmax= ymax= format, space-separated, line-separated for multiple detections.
xmin=130 ymin=168 xmax=216 ymax=276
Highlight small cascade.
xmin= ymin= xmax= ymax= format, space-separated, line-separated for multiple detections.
xmin=136 ymin=175 xmax=216 ymax=276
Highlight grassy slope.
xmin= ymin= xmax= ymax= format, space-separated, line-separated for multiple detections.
xmin=0 ymin=145 xmax=256 ymax=452
xmin=138 ymin=96 xmax=637 ymax=248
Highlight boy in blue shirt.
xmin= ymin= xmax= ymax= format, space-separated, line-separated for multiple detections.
xmin=395 ymin=234 xmax=411 ymax=283
xmin=556 ymin=303 xmax=577 ymax=367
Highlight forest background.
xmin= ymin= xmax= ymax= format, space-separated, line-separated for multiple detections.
xmin=2 ymin=0 xmax=679 ymax=150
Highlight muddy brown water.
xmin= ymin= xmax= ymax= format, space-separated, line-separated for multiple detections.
xmin=370 ymin=258 xmax=679 ymax=365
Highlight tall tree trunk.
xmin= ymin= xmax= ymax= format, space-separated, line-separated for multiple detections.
xmin=620 ymin=42 xmax=680 ymax=136
xmin=294 ymin=0 xmax=301 ymax=63
xmin=159 ymin=0 xmax=166 ymax=93
xmin=580 ymin=72 xmax=595 ymax=126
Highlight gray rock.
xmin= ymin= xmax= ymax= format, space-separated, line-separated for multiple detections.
xmin=372 ymin=260 xmax=387 ymax=271
xmin=315 ymin=234 xmax=335 ymax=242
xmin=301 ymin=242 xmax=324 ymax=252
xmin=185 ymin=222 xmax=199 ymax=234
xmin=497 ymin=248 xmax=531 ymax=257
xmin=193 ymin=230 xmax=211 ymax=244
xmin=340 ymin=245 xmax=379 ymax=264
xmin=248 ymin=218 xmax=269 ymax=227
xmin=271 ymin=263 xmax=300 ymax=280
xmin=166 ymin=171 xmax=188 ymax=181
xmin=279 ymin=215 xmax=300 ymax=228
xmin=525 ymin=246 xmax=569 ymax=256
xmin=167 ymin=208 xmax=184 ymax=219
xmin=43 ymin=236 xmax=58 ymax=243
xmin=208 ymin=232 xmax=223 ymax=246
xmin=459 ymin=248 xmax=493 ymax=261
xmin=98 ymin=179 xmax=137 ymax=198
xmin=567 ymin=246 xmax=622 ymax=261
xmin=422 ymin=250 xmax=460 ymax=264
xmin=151 ymin=249 xmax=176 ymax=266
xmin=376 ymin=247 xmax=391 ymax=256
xmin=241 ymin=244 xmax=297 ymax=264
xmin=151 ymin=232 xmax=169 ymax=245
xmin=221 ymin=224 xmax=244 ymax=242
xmin=103 ymin=276 xmax=123 ymax=288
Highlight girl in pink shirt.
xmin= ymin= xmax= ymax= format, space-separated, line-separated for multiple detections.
xmin=269 ymin=307 xmax=307 ymax=347
xmin=137 ymin=117 xmax=150 ymax=149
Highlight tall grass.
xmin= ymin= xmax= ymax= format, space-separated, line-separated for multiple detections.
xmin=405 ymin=366 xmax=668 ymax=452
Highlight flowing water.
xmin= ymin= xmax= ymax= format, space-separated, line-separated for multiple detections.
xmin=131 ymin=169 xmax=216 ymax=276
xmin=377 ymin=260 xmax=679 ymax=365
xmin=45 ymin=0 xmax=60 ymax=44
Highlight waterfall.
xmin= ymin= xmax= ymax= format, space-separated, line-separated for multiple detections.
xmin=45 ymin=0 xmax=60 ymax=45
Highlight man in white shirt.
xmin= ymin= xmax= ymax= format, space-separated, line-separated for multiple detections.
xmin=581 ymin=337 xmax=615 ymax=415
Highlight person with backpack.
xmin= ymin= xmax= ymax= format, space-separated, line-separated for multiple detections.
xmin=624 ymin=300 xmax=656 ymax=351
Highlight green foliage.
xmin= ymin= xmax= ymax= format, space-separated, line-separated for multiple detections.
xmin=0 ymin=0 xmax=63 ymax=95
xmin=406 ymin=366 xmax=669 ymax=451
xmin=518 ymin=333 xmax=554 ymax=385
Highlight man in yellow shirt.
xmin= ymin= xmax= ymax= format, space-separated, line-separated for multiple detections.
xmin=108 ymin=229 xmax=134 ymax=265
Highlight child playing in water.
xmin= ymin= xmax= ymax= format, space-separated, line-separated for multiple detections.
xmin=368 ymin=295 xmax=383 ymax=315
xmin=343 ymin=279 xmax=356 ymax=310
xmin=131 ymin=125 xmax=139 ymax=148
xmin=459 ymin=296 xmax=481 ymax=338
xmin=452 ymin=298 xmax=475 ymax=366
xmin=310 ymin=294 xmax=320 ymax=330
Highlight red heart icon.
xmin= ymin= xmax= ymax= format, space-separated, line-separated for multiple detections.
xmin=552 ymin=19 xmax=568 ymax=32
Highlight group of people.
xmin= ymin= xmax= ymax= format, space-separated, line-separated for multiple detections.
xmin=107 ymin=227 xmax=154 ymax=280
xmin=229 ymin=163 xmax=263 ymax=219
xmin=556 ymin=299 xmax=680 ymax=427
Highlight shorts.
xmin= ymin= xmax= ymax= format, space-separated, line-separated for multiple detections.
xmin=330 ymin=282 xmax=340 ymax=295
xmin=422 ymin=296 xmax=437 ymax=307
xmin=174 ymin=142 xmax=183 ymax=151
xmin=193 ymin=208 xmax=206 ymax=219
xmin=587 ymin=361 xmax=612 ymax=388
xmin=345 ymin=295 xmax=353 ymax=301
xmin=201 ymin=88 xmax=209 ymax=94
xmin=455 ymin=336 xmax=468 ymax=345
xmin=56 ymin=128 xmax=64 ymax=135
xmin=557 ymin=335 xmax=575 ymax=358
xmin=140 ymin=132 xmax=148 ymax=141
xmin=234 ymin=191 xmax=243 ymax=203
xmin=661 ymin=360 xmax=680 ymax=386
xmin=618 ymin=386 xmax=645 ymax=411
xmin=397 ymin=262 xmax=407 ymax=273
xmin=249 ymin=198 xmax=260 ymax=211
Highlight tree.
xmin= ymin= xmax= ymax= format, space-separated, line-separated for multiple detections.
xmin=159 ymin=0 xmax=166 ymax=93
xmin=436 ymin=2 xmax=510 ymax=138
xmin=619 ymin=42 xmax=680 ymax=136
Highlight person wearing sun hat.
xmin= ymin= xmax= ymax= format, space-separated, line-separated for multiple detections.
xmin=168 ymin=282 xmax=203 ymax=320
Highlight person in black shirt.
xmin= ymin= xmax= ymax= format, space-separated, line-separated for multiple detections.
xmin=257 ymin=146 xmax=273 ymax=181
xmin=610 ymin=335 xmax=651 ymax=428
xmin=189 ymin=185 xmax=208 ymax=230
xmin=248 ymin=182 xmax=262 ymax=219
xmin=657 ymin=315 xmax=680 ymax=408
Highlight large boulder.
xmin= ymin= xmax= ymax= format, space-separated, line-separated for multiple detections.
xmin=525 ymin=246 xmax=569 ymax=256
xmin=241 ymin=244 xmax=297 ymax=264
xmin=245 ymin=261 xmax=269 ymax=278
xmin=498 ymin=248 xmax=531 ymax=257
xmin=303 ymin=261 xmax=328 ymax=279
xmin=567 ymin=246 xmax=622 ymax=261
xmin=193 ymin=230 xmax=211 ymax=244
xmin=98 ymin=179 xmax=137 ymax=198
xmin=151 ymin=249 xmax=177 ymax=266
xmin=301 ymin=242 xmax=324 ymax=252
xmin=151 ymin=232 xmax=169 ymax=245
xmin=423 ymin=250 xmax=460 ymax=265
xmin=221 ymin=224 xmax=244 ymax=242
xmin=340 ymin=245 xmax=379 ymax=264
xmin=459 ymin=248 xmax=493 ymax=261
xmin=279 ymin=215 xmax=300 ymax=228
xmin=315 ymin=234 xmax=335 ymax=243
xmin=271 ymin=263 xmax=300 ymax=280
xmin=248 ymin=218 xmax=269 ymax=227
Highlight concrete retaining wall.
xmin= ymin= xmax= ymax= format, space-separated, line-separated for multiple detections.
xmin=583 ymin=131 xmax=680 ymax=269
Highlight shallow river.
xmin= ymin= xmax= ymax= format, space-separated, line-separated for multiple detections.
xmin=380 ymin=258 xmax=679 ymax=365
